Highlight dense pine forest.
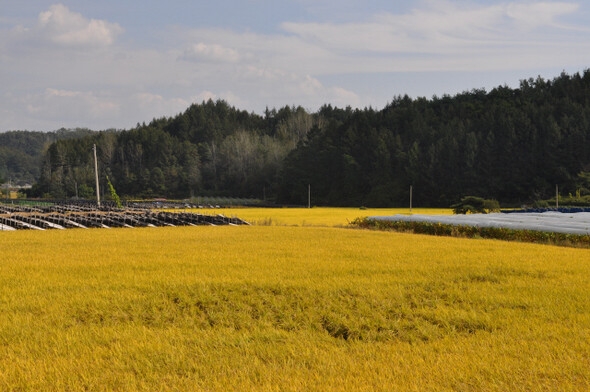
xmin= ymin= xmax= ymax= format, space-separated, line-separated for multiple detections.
xmin=13 ymin=71 xmax=590 ymax=206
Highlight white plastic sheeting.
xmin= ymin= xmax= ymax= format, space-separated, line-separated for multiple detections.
xmin=368 ymin=212 xmax=590 ymax=235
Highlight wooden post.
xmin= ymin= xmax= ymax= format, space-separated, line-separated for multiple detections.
xmin=308 ymin=184 xmax=311 ymax=209
xmin=410 ymin=185 xmax=413 ymax=213
xmin=93 ymin=144 xmax=101 ymax=208
xmin=555 ymin=184 xmax=559 ymax=209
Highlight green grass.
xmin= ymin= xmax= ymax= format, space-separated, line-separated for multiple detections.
xmin=0 ymin=221 xmax=589 ymax=390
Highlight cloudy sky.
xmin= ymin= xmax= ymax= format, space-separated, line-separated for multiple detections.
xmin=1 ymin=0 xmax=589 ymax=132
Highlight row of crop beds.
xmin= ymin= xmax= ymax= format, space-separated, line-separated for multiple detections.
xmin=0 ymin=202 xmax=249 ymax=231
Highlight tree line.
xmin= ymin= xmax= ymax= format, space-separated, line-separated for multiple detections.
xmin=31 ymin=102 xmax=318 ymax=201
xmin=0 ymin=128 xmax=95 ymax=186
xmin=28 ymin=70 xmax=590 ymax=206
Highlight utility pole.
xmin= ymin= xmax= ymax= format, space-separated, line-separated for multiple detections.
xmin=93 ymin=144 xmax=101 ymax=208
xmin=308 ymin=184 xmax=311 ymax=209
xmin=410 ymin=185 xmax=413 ymax=213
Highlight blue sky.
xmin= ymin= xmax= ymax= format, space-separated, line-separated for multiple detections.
xmin=1 ymin=0 xmax=589 ymax=132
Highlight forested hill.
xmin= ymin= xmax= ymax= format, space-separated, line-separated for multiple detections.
xmin=0 ymin=128 xmax=95 ymax=185
xmin=33 ymin=101 xmax=319 ymax=199
xmin=280 ymin=73 xmax=590 ymax=206
xmin=33 ymin=71 xmax=590 ymax=206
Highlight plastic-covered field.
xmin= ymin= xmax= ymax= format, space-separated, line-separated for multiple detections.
xmin=369 ymin=212 xmax=590 ymax=235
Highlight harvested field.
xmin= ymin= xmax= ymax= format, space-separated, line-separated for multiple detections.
xmin=0 ymin=202 xmax=247 ymax=231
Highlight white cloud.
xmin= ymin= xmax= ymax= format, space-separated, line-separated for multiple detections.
xmin=506 ymin=2 xmax=579 ymax=28
xmin=282 ymin=1 xmax=582 ymax=54
xmin=172 ymin=1 xmax=588 ymax=78
xmin=192 ymin=90 xmax=218 ymax=103
xmin=189 ymin=90 xmax=245 ymax=107
xmin=331 ymin=87 xmax=362 ymax=107
xmin=229 ymin=65 xmax=361 ymax=108
xmin=133 ymin=93 xmax=191 ymax=119
xmin=1 ymin=1 xmax=589 ymax=132
xmin=181 ymin=43 xmax=240 ymax=63
xmin=26 ymin=88 xmax=120 ymax=121
xmin=9 ymin=3 xmax=123 ymax=49
xmin=38 ymin=4 xmax=123 ymax=47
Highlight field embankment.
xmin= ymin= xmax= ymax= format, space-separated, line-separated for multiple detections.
xmin=0 ymin=223 xmax=589 ymax=391
xmin=352 ymin=215 xmax=590 ymax=248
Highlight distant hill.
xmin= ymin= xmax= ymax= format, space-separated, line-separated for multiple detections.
xmin=0 ymin=128 xmax=95 ymax=185
xmin=30 ymin=70 xmax=590 ymax=206
xmin=31 ymin=101 xmax=318 ymax=199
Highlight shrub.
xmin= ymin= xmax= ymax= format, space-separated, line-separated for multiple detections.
xmin=451 ymin=196 xmax=500 ymax=214
xmin=532 ymin=200 xmax=549 ymax=208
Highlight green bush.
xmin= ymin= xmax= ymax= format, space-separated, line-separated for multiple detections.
xmin=532 ymin=200 xmax=550 ymax=208
xmin=106 ymin=176 xmax=122 ymax=209
xmin=451 ymin=196 xmax=500 ymax=214
xmin=78 ymin=184 xmax=94 ymax=200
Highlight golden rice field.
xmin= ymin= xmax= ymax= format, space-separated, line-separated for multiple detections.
xmin=0 ymin=208 xmax=589 ymax=391
xmin=214 ymin=207 xmax=452 ymax=227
